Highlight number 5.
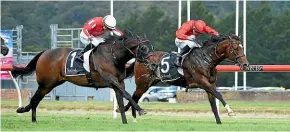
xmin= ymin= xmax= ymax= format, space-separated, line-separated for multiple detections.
xmin=161 ymin=56 xmax=170 ymax=73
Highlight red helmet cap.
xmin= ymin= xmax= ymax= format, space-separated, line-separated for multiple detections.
xmin=194 ymin=20 xmax=206 ymax=33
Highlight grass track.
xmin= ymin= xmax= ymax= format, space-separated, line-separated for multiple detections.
xmin=2 ymin=112 xmax=290 ymax=131
xmin=2 ymin=100 xmax=290 ymax=114
xmin=1 ymin=100 xmax=290 ymax=131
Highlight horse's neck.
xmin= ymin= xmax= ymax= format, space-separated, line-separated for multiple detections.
xmin=104 ymin=41 xmax=135 ymax=64
xmin=201 ymin=41 xmax=224 ymax=67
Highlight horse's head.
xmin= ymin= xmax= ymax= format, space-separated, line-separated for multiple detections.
xmin=121 ymin=30 xmax=152 ymax=57
xmin=212 ymin=34 xmax=249 ymax=70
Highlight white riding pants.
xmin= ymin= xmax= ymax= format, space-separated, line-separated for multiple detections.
xmin=175 ymin=38 xmax=201 ymax=53
xmin=80 ymin=31 xmax=105 ymax=47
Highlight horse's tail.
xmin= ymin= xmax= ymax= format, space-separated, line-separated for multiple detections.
xmin=11 ymin=50 xmax=46 ymax=78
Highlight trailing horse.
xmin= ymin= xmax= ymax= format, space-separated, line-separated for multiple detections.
xmin=11 ymin=30 xmax=150 ymax=124
xmin=1 ymin=37 xmax=9 ymax=56
xmin=123 ymin=34 xmax=249 ymax=124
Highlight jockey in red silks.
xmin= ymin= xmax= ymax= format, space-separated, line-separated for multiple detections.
xmin=175 ymin=20 xmax=219 ymax=66
xmin=176 ymin=20 xmax=219 ymax=54
xmin=78 ymin=15 xmax=135 ymax=65
xmin=78 ymin=15 xmax=123 ymax=60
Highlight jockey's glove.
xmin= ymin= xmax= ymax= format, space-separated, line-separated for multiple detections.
xmin=188 ymin=36 xmax=195 ymax=41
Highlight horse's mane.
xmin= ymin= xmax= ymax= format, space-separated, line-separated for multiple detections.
xmin=102 ymin=29 xmax=136 ymax=45
xmin=202 ymin=34 xmax=241 ymax=48
xmin=92 ymin=29 xmax=147 ymax=53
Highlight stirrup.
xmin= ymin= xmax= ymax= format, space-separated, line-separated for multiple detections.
xmin=174 ymin=56 xmax=182 ymax=67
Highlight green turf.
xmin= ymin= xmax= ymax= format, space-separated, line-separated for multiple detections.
xmin=2 ymin=112 xmax=290 ymax=131
xmin=2 ymin=100 xmax=290 ymax=114
xmin=2 ymin=100 xmax=290 ymax=131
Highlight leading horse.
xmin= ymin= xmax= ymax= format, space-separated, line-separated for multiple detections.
xmin=11 ymin=30 xmax=149 ymax=124
xmin=124 ymin=34 xmax=249 ymax=124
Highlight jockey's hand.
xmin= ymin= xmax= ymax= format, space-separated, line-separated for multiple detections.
xmin=88 ymin=35 xmax=94 ymax=40
xmin=211 ymin=35 xmax=220 ymax=42
xmin=188 ymin=36 xmax=195 ymax=41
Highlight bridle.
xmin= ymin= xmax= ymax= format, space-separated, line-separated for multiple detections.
xmin=214 ymin=35 xmax=245 ymax=65
xmin=109 ymin=36 xmax=151 ymax=62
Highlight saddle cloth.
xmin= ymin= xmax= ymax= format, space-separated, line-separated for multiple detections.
xmin=65 ymin=49 xmax=93 ymax=76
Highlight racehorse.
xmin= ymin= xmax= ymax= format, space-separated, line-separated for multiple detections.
xmin=11 ymin=30 xmax=149 ymax=124
xmin=1 ymin=37 xmax=9 ymax=56
xmin=123 ymin=34 xmax=249 ymax=124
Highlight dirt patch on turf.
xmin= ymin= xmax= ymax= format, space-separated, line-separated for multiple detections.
xmin=2 ymin=108 xmax=290 ymax=119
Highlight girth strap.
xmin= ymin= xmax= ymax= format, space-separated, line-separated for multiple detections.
xmin=85 ymin=71 xmax=94 ymax=87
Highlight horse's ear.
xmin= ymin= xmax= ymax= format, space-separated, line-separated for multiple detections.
xmin=228 ymin=35 xmax=232 ymax=40
xmin=136 ymin=34 xmax=141 ymax=40
xmin=144 ymin=34 xmax=147 ymax=39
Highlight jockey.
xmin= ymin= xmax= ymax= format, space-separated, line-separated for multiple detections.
xmin=78 ymin=15 xmax=124 ymax=61
xmin=175 ymin=20 xmax=219 ymax=66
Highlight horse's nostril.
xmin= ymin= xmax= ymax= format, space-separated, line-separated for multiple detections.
xmin=244 ymin=63 xmax=249 ymax=67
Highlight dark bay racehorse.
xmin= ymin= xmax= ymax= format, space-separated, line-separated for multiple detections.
xmin=124 ymin=34 xmax=249 ymax=124
xmin=1 ymin=37 xmax=9 ymax=56
xmin=11 ymin=30 xmax=148 ymax=124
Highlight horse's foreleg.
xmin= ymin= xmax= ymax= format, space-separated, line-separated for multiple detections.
xmin=118 ymin=82 xmax=146 ymax=116
xmin=200 ymin=77 xmax=235 ymax=117
xmin=97 ymin=69 xmax=145 ymax=115
xmin=211 ymin=88 xmax=235 ymax=116
xmin=114 ymin=88 xmax=127 ymax=124
xmin=206 ymin=91 xmax=222 ymax=124
xmin=128 ymin=89 xmax=148 ymax=122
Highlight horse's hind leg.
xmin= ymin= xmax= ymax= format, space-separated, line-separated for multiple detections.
xmin=16 ymin=81 xmax=64 ymax=122
xmin=16 ymin=86 xmax=52 ymax=122
xmin=206 ymin=91 xmax=222 ymax=124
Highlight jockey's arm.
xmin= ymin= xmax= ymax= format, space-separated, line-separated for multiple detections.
xmin=110 ymin=29 xmax=124 ymax=37
xmin=83 ymin=19 xmax=100 ymax=39
xmin=204 ymin=26 xmax=219 ymax=36
xmin=176 ymin=23 xmax=193 ymax=40
xmin=176 ymin=29 xmax=191 ymax=40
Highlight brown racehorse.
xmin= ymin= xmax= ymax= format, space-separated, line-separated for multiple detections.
xmin=1 ymin=37 xmax=9 ymax=56
xmin=124 ymin=34 xmax=249 ymax=124
xmin=11 ymin=30 xmax=149 ymax=124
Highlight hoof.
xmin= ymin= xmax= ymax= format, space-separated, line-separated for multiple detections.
xmin=217 ymin=122 xmax=222 ymax=124
xmin=122 ymin=121 xmax=128 ymax=124
xmin=228 ymin=111 xmax=236 ymax=116
xmin=138 ymin=109 xmax=147 ymax=116
xmin=32 ymin=118 xmax=37 ymax=123
xmin=16 ymin=107 xmax=25 ymax=113
xmin=133 ymin=118 xmax=138 ymax=123
xmin=115 ymin=109 xmax=120 ymax=113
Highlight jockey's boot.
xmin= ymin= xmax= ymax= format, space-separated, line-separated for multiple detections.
xmin=175 ymin=45 xmax=191 ymax=67
xmin=77 ymin=44 xmax=94 ymax=62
